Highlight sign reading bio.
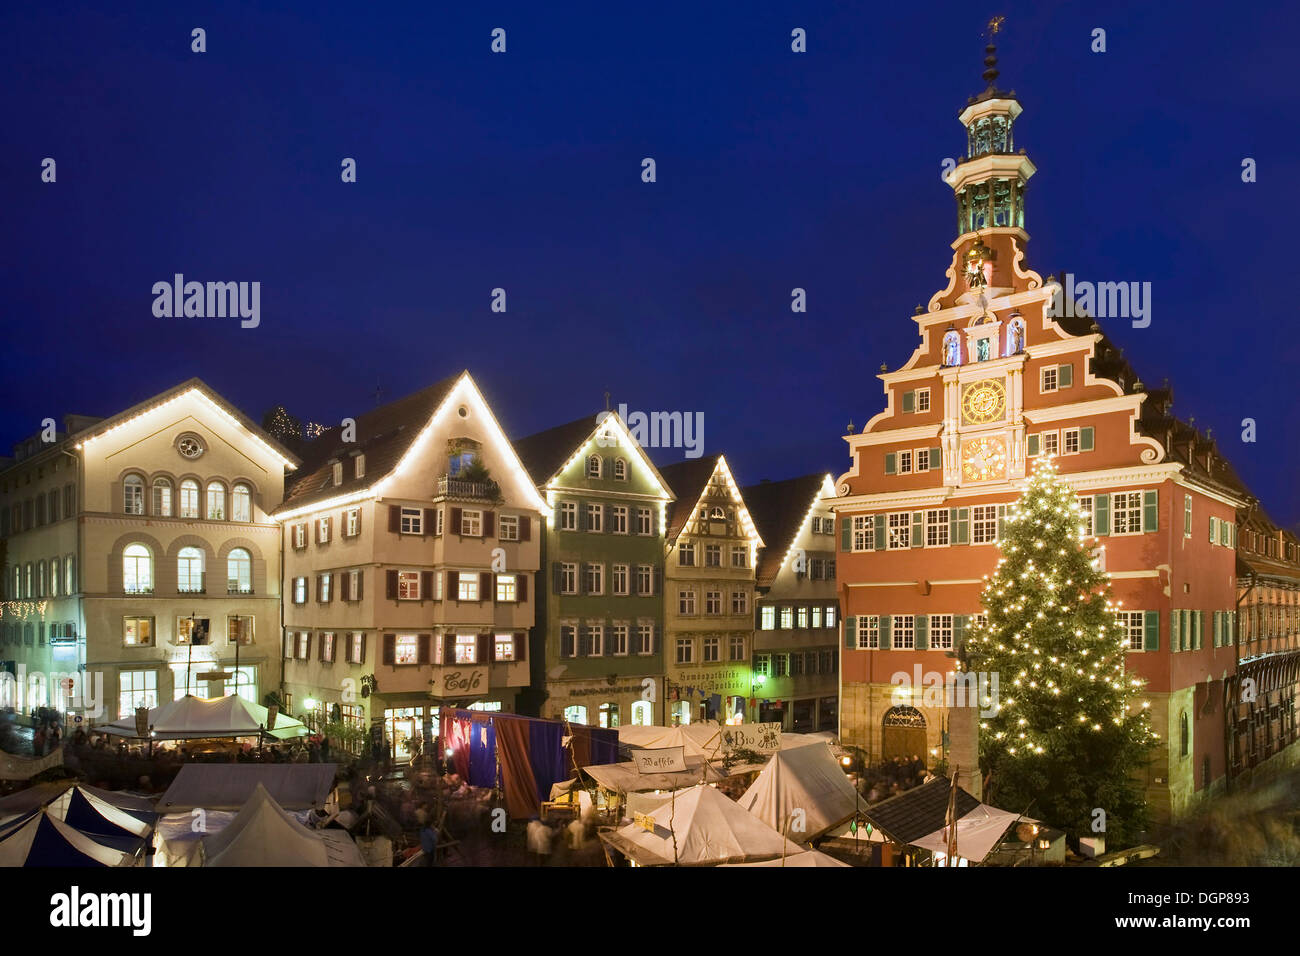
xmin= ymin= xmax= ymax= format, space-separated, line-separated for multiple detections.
xmin=633 ymin=746 xmax=687 ymax=774
xmin=721 ymin=722 xmax=782 ymax=755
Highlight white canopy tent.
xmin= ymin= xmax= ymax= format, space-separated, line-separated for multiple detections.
xmin=95 ymin=695 xmax=309 ymax=742
xmin=617 ymin=724 xmax=723 ymax=761
xmin=736 ymin=742 xmax=864 ymax=841
xmin=193 ymin=783 xmax=363 ymax=867
xmin=582 ymin=756 xmax=728 ymax=793
xmin=910 ymin=803 xmax=1022 ymax=864
xmin=599 ymin=783 xmax=804 ymax=866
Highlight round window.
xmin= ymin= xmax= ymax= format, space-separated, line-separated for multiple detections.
xmin=177 ymin=434 xmax=205 ymax=459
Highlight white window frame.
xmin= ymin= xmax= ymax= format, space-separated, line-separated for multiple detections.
xmin=637 ymin=624 xmax=654 ymax=655
xmin=1119 ymin=610 xmax=1145 ymax=651
xmin=731 ymin=590 xmax=748 ymax=615
xmin=498 ymin=514 xmax=519 ymax=541
xmin=610 ymin=624 xmax=629 ymax=656
xmin=1078 ymin=496 xmax=1094 ymax=538
xmin=345 ymin=507 xmax=360 ymax=537
xmin=400 ymin=507 xmax=423 ymax=535
xmin=636 ymin=565 xmax=652 ymax=595
xmin=678 ymin=589 xmax=697 ymax=615
xmin=1111 ymin=491 xmax=1144 ymax=536
xmin=893 ymin=614 xmax=916 ymax=649
xmin=930 ymin=614 xmax=954 ymax=650
xmin=584 ymin=563 xmax=605 ymax=595
xmin=898 ymin=450 xmax=913 ymax=475
xmin=702 ymin=636 xmax=720 ymax=663
xmin=457 ymin=572 xmax=479 ymax=601
xmin=611 ymin=505 xmax=628 ymax=534
xmin=916 ymin=388 xmax=931 ymax=413
xmin=561 ymin=562 xmax=577 ymax=595
xmin=760 ymin=606 xmax=776 ymax=630
xmin=496 ymin=574 xmax=517 ymax=602
xmin=461 ymin=508 xmax=483 ymax=537
xmin=1040 ymin=430 xmax=1059 ymax=458
xmin=586 ymin=503 xmax=603 ymax=533
xmin=636 ymin=507 xmax=652 ymax=535
xmin=612 ymin=564 xmax=629 ymax=596
xmin=972 ymin=504 xmax=998 ymax=544
xmin=675 ymin=638 xmax=694 ymax=664
xmin=852 ymin=515 xmax=875 ymax=551
xmin=397 ymin=571 xmax=421 ymax=601
xmin=887 ymin=512 xmax=911 ymax=550
xmin=925 ymin=509 xmax=950 ymax=547
xmin=705 ymin=590 xmax=722 ymax=615
xmin=1041 ymin=366 xmax=1059 ymax=393
xmin=915 ymin=448 xmax=930 ymax=472
xmin=1062 ymin=427 xmax=1081 ymax=455
xmin=560 ymin=501 xmax=577 ymax=531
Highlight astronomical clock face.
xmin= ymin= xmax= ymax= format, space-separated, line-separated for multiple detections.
xmin=961 ymin=379 xmax=1006 ymax=425
xmin=962 ymin=437 xmax=1008 ymax=482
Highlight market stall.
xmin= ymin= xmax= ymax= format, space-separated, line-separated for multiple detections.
xmin=94 ymin=694 xmax=310 ymax=742
xmin=736 ymin=742 xmax=864 ymax=841
xmin=598 ymin=783 xmax=805 ymax=866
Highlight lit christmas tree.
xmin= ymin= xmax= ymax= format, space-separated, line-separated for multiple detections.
xmin=963 ymin=456 xmax=1158 ymax=847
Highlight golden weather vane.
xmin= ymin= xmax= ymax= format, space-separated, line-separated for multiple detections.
xmin=987 ymin=15 xmax=1006 ymax=37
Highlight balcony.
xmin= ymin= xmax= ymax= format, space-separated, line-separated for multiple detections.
xmin=437 ymin=476 xmax=500 ymax=501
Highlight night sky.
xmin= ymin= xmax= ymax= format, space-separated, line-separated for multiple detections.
xmin=3 ymin=2 xmax=1298 ymax=524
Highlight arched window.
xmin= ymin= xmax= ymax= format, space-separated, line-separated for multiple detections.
xmin=152 ymin=477 xmax=173 ymax=517
xmin=1006 ymin=317 xmax=1026 ymax=355
xmin=227 ymin=548 xmax=252 ymax=593
xmin=630 ymin=700 xmax=652 ymax=726
xmin=1179 ymin=711 xmax=1189 ymax=758
xmin=943 ymin=330 xmax=962 ymax=367
xmin=123 ymin=475 xmax=145 ymax=515
xmin=563 ymin=704 xmax=588 ymax=725
xmin=178 ymin=547 xmax=205 ymax=593
xmin=232 ymin=483 xmax=252 ymax=522
xmin=587 ymin=455 xmax=602 ymax=479
xmin=207 ymin=482 xmax=226 ymax=521
xmin=123 ymin=544 xmax=153 ymax=594
xmin=179 ymin=480 xmax=199 ymax=519
xmin=614 ymin=458 xmax=628 ymax=481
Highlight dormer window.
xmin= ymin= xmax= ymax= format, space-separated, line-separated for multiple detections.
xmin=587 ymin=455 xmax=602 ymax=479
xmin=355 ymin=454 xmax=365 ymax=479
xmin=332 ymin=462 xmax=343 ymax=487
xmin=614 ymin=458 xmax=627 ymax=481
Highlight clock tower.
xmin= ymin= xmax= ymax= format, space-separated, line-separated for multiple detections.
xmin=831 ymin=24 xmax=1249 ymax=824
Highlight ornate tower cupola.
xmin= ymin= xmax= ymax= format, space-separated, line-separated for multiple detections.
xmin=947 ymin=20 xmax=1035 ymax=244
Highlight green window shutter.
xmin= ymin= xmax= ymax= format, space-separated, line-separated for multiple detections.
xmin=1213 ymin=611 xmax=1222 ymax=648
xmin=1226 ymin=614 xmax=1234 ymax=646
xmin=929 ymin=447 xmax=942 ymax=470
xmin=911 ymin=512 xmax=923 ymax=548
xmin=844 ymin=616 xmax=857 ymax=649
xmin=1027 ymin=434 xmax=1040 ymax=457
xmin=954 ymin=615 xmax=966 ymax=649
xmin=1080 ymin=426 xmax=1094 ymax=452
xmin=996 ymin=504 xmax=1007 ymax=539
xmin=1142 ymin=490 xmax=1158 ymax=532
xmin=1058 ymin=363 xmax=1073 ymax=388
xmin=1209 ymin=516 xmax=1218 ymax=544
xmin=902 ymin=390 xmax=915 ymax=414
xmin=1220 ymin=521 xmax=1229 ymax=547
xmin=841 ymin=518 xmax=852 ymax=552
xmin=874 ymin=514 xmax=886 ymax=551
xmin=915 ymin=615 xmax=929 ymax=650
xmin=1096 ymin=495 xmax=1110 ymax=536
xmin=1230 ymin=523 xmax=1237 ymax=549
xmin=880 ymin=615 xmax=891 ymax=650
xmin=885 ymin=452 xmax=897 ymax=475
xmin=1194 ymin=611 xmax=1204 ymax=650
xmin=1144 ymin=610 xmax=1159 ymax=651
xmin=1170 ymin=609 xmax=1180 ymax=653
xmin=956 ymin=507 xmax=970 ymax=545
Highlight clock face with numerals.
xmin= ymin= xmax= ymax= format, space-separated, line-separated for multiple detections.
xmin=962 ymin=437 xmax=1008 ymax=481
xmin=961 ymin=379 xmax=1006 ymax=425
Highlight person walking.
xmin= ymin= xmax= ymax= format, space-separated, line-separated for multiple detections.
xmin=32 ymin=724 xmax=46 ymax=757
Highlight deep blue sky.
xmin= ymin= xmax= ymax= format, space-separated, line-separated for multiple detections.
xmin=3 ymin=1 xmax=1298 ymax=524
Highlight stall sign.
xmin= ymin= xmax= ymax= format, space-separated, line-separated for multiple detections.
xmin=721 ymin=722 xmax=781 ymax=755
xmin=633 ymin=746 xmax=686 ymax=774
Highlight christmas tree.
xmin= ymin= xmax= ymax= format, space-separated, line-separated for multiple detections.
xmin=963 ymin=456 xmax=1157 ymax=847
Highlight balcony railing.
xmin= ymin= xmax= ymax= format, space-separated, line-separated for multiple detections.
xmin=437 ymin=476 xmax=500 ymax=501
xmin=228 ymin=586 xmax=255 ymax=595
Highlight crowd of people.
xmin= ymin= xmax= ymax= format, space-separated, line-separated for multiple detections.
xmin=852 ymin=754 xmax=936 ymax=804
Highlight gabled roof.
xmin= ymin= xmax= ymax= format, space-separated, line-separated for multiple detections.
xmin=512 ymin=411 xmax=674 ymax=500
xmin=278 ymin=375 xmax=459 ymax=513
xmin=743 ymin=473 xmax=834 ymax=588
xmin=512 ymin=415 xmax=603 ymax=486
xmin=660 ymin=456 xmax=726 ymax=542
xmin=35 ymin=377 xmax=300 ymax=473
xmin=861 ymin=777 xmax=981 ymax=846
